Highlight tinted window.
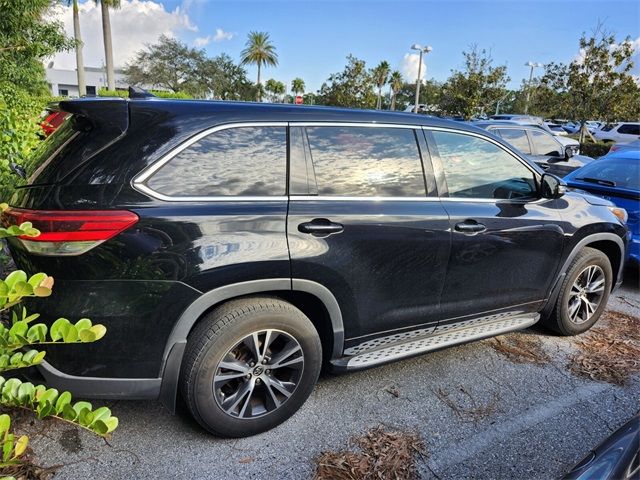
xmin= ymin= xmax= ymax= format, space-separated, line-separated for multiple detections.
xmin=146 ymin=127 xmax=286 ymax=197
xmin=529 ymin=129 xmax=562 ymax=156
xmin=496 ymin=128 xmax=531 ymax=154
xmin=432 ymin=131 xmax=537 ymax=200
xmin=305 ymin=126 xmax=426 ymax=197
xmin=617 ymin=124 xmax=640 ymax=135
xmin=572 ymin=158 xmax=639 ymax=190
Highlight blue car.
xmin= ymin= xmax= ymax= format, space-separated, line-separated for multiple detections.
xmin=565 ymin=150 xmax=640 ymax=265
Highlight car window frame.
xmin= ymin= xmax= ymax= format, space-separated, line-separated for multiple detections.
xmin=132 ymin=122 xmax=289 ymax=202
xmin=289 ymin=122 xmax=437 ymax=200
xmin=491 ymin=126 xmax=533 ymax=155
xmin=423 ymin=126 xmax=542 ymax=203
xmin=526 ymin=128 xmax=564 ymax=157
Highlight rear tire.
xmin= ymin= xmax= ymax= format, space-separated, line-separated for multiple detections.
xmin=542 ymin=247 xmax=612 ymax=335
xmin=180 ymin=297 xmax=322 ymax=437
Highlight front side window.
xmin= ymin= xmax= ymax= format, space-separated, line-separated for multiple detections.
xmin=146 ymin=126 xmax=287 ymax=197
xmin=496 ymin=128 xmax=532 ymax=154
xmin=431 ymin=131 xmax=537 ymax=200
xmin=529 ymin=129 xmax=562 ymax=156
xmin=305 ymin=126 xmax=426 ymax=197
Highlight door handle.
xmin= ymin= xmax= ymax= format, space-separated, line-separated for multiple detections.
xmin=298 ymin=219 xmax=344 ymax=236
xmin=455 ymin=221 xmax=486 ymax=234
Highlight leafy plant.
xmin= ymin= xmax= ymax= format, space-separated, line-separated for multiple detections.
xmin=0 ymin=213 xmax=117 ymax=475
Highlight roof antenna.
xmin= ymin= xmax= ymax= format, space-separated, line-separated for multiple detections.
xmin=128 ymin=86 xmax=155 ymax=99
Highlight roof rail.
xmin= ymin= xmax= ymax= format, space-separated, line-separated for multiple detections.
xmin=128 ymin=86 xmax=155 ymax=99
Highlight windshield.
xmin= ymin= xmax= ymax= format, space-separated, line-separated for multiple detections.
xmin=572 ymin=158 xmax=639 ymax=190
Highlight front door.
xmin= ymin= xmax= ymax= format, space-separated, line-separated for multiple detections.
xmin=424 ymin=128 xmax=565 ymax=326
xmin=287 ymin=124 xmax=451 ymax=348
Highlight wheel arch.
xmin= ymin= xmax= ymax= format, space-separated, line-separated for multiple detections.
xmin=158 ymin=278 xmax=344 ymax=413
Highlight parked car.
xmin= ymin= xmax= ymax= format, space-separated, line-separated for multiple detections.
xmin=563 ymin=414 xmax=639 ymax=480
xmin=565 ymin=150 xmax=639 ymax=265
xmin=490 ymin=116 xmax=581 ymax=154
xmin=608 ymin=139 xmax=640 ymax=155
xmin=2 ymin=94 xmax=628 ymax=438
xmin=594 ymin=122 xmax=640 ymax=143
xmin=474 ymin=120 xmax=592 ymax=176
xmin=544 ymin=122 xmax=568 ymax=136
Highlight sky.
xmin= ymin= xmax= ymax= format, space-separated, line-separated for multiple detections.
xmin=49 ymin=0 xmax=640 ymax=92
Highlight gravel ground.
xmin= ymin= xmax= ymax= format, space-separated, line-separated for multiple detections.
xmin=19 ymin=267 xmax=640 ymax=479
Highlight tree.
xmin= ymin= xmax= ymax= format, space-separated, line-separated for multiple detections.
xmin=123 ymin=35 xmax=203 ymax=94
xmin=240 ymin=31 xmax=278 ymax=101
xmin=438 ymin=45 xmax=509 ymax=119
xmin=194 ymin=53 xmax=255 ymax=100
xmin=291 ymin=77 xmax=305 ymax=95
xmin=67 ymin=0 xmax=86 ymax=96
xmin=389 ymin=71 xmax=403 ymax=110
xmin=264 ymin=78 xmax=285 ymax=102
xmin=371 ymin=61 xmax=390 ymax=110
xmin=394 ymin=79 xmax=443 ymax=113
xmin=0 ymin=0 xmax=73 ymax=94
xmin=540 ymin=26 xmax=639 ymax=141
xmin=317 ymin=55 xmax=376 ymax=109
xmin=94 ymin=0 xmax=120 ymax=91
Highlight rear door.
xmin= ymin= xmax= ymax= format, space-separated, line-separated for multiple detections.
xmin=287 ymin=123 xmax=451 ymax=348
xmin=424 ymin=128 xmax=564 ymax=326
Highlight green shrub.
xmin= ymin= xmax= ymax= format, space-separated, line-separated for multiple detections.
xmin=580 ymin=142 xmax=611 ymax=158
xmin=0 ymin=84 xmax=52 ymax=200
xmin=98 ymin=87 xmax=193 ymax=99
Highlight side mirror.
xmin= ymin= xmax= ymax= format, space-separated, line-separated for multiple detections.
xmin=540 ymin=173 xmax=566 ymax=199
xmin=564 ymin=146 xmax=575 ymax=159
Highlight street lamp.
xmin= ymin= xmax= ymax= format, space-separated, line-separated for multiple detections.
xmin=411 ymin=44 xmax=433 ymax=113
xmin=524 ymin=61 xmax=544 ymax=114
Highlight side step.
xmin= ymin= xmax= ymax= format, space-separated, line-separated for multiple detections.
xmin=331 ymin=313 xmax=539 ymax=371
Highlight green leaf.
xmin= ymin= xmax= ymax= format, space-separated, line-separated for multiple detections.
xmin=27 ymin=273 xmax=47 ymax=287
xmin=54 ymin=391 xmax=71 ymax=415
xmin=26 ymin=324 xmax=47 ymax=343
xmin=89 ymin=324 xmax=107 ymax=341
xmin=3 ymin=432 xmax=14 ymax=462
xmin=17 ymin=382 xmax=34 ymax=403
xmin=75 ymin=318 xmax=92 ymax=331
xmin=62 ymin=325 xmax=78 ymax=343
xmin=50 ymin=318 xmax=70 ymax=341
xmin=90 ymin=407 xmax=112 ymax=424
xmin=8 ymin=321 xmax=27 ymax=339
xmin=104 ymin=416 xmax=118 ymax=433
xmin=4 ymin=271 xmax=26 ymax=290
xmin=0 ymin=415 xmax=10 ymax=435
xmin=38 ymin=388 xmax=58 ymax=407
xmin=72 ymin=401 xmax=92 ymax=417
xmin=9 ymin=353 xmax=22 ymax=366
xmin=78 ymin=329 xmax=96 ymax=343
xmin=91 ymin=419 xmax=109 ymax=435
xmin=10 ymin=281 xmax=32 ymax=298
xmin=62 ymin=403 xmax=77 ymax=421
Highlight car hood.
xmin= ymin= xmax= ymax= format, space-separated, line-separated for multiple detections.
xmin=568 ymin=189 xmax=615 ymax=207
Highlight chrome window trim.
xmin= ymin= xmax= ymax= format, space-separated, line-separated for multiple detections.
xmin=290 ymin=195 xmax=439 ymax=202
xmin=132 ymin=122 xmax=288 ymax=202
xmin=290 ymin=122 xmax=417 ymax=129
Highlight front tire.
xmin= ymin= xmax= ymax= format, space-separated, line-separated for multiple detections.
xmin=543 ymin=247 xmax=612 ymax=335
xmin=180 ymin=297 xmax=322 ymax=437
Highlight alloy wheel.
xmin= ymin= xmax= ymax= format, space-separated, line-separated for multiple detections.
xmin=567 ymin=265 xmax=606 ymax=324
xmin=213 ymin=329 xmax=304 ymax=419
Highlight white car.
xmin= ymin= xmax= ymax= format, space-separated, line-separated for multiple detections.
xmin=594 ymin=122 xmax=640 ymax=143
xmin=544 ymin=122 xmax=568 ymax=136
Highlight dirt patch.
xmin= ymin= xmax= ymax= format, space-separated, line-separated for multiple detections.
xmin=489 ymin=332 xmax=551 ymax=365
xmin=568 ymin=310 xmax=640 ymax=385
xmin=314 ymin=426 xmax=425 ymax=480
xmin=58 ymin=428 xmax=83 ymax=454
xmin=434 ymin=386 xmax=502 ymax=423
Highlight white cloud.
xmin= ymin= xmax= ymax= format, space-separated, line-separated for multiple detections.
xmin=194 ymin=36 xmax=211 ymax=47
xmin=213 ymin=28 xmax=235 ymax=42
xmin=48 ymin=0 xmax=197 ymax=70
xmin=400 ymin=53 xmax=427 ymax=83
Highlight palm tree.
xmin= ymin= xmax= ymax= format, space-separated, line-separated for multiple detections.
xmin=291 ymin=77 xmax=305 ymax=95
xmin=372 ymin=61 xmax=390 ymax=110
xmin=389 ymin=71 xmax=403 ymax=111
xmin=240 ymin=31 xmax=278 ymax=101
xmin=95 ymin=0 xmax=120 ymax=91
xmin=67 ymin=0 xmax=86 ymax=96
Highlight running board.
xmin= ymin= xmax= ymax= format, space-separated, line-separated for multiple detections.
xmin=331 ymin=313 xmax=539 ymax=371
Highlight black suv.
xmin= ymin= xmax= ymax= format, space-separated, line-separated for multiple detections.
xmin=3 ymin=95 xmax=629 ymax=437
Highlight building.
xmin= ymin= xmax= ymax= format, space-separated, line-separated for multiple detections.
xmin=45 ymin=66 xmax=128 ymax=97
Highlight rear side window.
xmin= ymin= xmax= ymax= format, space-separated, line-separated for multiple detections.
xmin=496 ymin=128 xmax=531 ymax=154
xmin=146 ymin=126 xmax=286 ymax=197
xmin=305 ymin=126 xmax=426 ymax=197
xmin=617 ymin=124 xmax=640 ymax=135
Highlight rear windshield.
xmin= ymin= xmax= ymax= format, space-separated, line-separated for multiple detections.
xmin=572 ymin=158 xmax=639 ymax=190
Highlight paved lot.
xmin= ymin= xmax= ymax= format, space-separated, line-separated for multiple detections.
xmin=24 ymin=267 xmax=640 ymax=479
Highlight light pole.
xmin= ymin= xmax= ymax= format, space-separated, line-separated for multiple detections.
xmin=524 ymin=61 xmax=543 ymax=114
xmin=411 ymin=44 xmax=432 ymax=113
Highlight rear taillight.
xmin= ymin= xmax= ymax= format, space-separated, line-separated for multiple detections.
xmin=1 ymin=208 xmax=138 ymax=256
